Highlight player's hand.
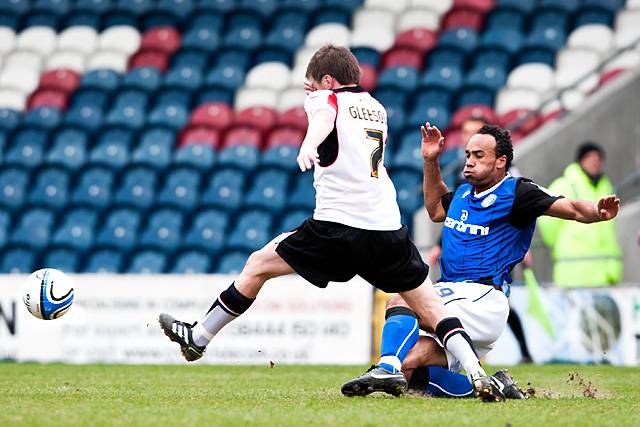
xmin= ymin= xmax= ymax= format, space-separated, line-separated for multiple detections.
xmin=297 ymin=143 xmax=319 ymax=172
xmin=597 ymin=195 xmax=620 ymax=220
xmin=421 ymin=122 xmax=445 ymax=161
xmin=304 ymin=79 xmax=316 ymax=95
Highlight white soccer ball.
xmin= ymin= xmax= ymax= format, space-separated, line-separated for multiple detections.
xmin=23 ymin=268 xmax=75 ymax=320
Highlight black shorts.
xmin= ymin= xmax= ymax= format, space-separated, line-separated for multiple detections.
xmin=275 ymin=218 xmax=429 ymax=293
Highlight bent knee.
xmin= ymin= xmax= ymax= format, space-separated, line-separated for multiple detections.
xmin=385 ymin=294 xmax=410 ymax=310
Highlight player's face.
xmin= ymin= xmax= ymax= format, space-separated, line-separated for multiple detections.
xmin=463 ymin=134 xmax=507 ymax=189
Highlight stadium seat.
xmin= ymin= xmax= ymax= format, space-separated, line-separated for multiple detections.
xmin=245 ymin=169 xmax=290 ymax=212
xmin=305 ymin=23 xmax=351 ymax=49
xmin=227 ymin=210 xmax=273 ymax=252
xmin=287 ymin=172 xmax=315 ymax=210
xmin=174 ymin=144 xmax=217 ymax=170
xmin=277 ymin=106 xmax=307 ymax=131
xmin=17 ymin=25 xmax=57 ymax=56
xmin=100 ymin=26 xmax=142 ymax=53
xmin=157 ymin=167 xmax=201 ymax=211
xmin=455 ymin=87 xmax=495 ymax=110
xmin=11 ymin=208 xmax=54 ymax=249
xmin=178 ymin=126 xmax=220 ymax=148
xmin=235 ymin=87 xmax=278 ymax=110
xmin=0 ymin=66 xmax=40 ymax=95
xmin=0 ymin=248 xmax=36 ymax=274
xmin=507 ymin=63 xmax=555 ymax=94
xmin=86 ymin=50 xmax=130 ymax=73
xmin=23 ymin=107 xmax=62 ymax=130
xmin=189 ymin=102 xmax=234 ymax=129
xmin=90 ymin=127 xmax=134 ymax=169
xmin=351 ymin=46 xmax=384 ymax=68
xmin=276 ymin=210 xmax=309 ymax=233
xmin=148 ymin=104 xmax=189 ymax=130
xmin=42 ymin=247 xmax=80 ymax=273
xmin=499 ymin=109 xmax=541 ymax=135
xmin=216 ymin=251 xmax=249 ymax=274
xmin=71 ymin=166 xmax=114 ymax=209
xmin=0 ymin=209 xmax=10 ymax=247
xmin=530 ymin=6 xmax=570 ymax=32
xmin=114 ymin=166 xmax=157 ymax=209
xmin=122 ymin=67 xmax=163 ymax=92
xmin=426 ymin=47 xmax=467 ymax=70
xmin=96 ymin=207 xmax=142 ymax=251
xmin=140 ymin=26 xmax=181 ymax=54
xmin=0 ymin=28 xmax=16 ymax=55
xmin=262 ymin=128 xmax=303 ymax=170
xmin=567 ymin=24 xmax=614 ymax=55
xmin=131 ymin=127 xmax=175 ymax=169
xmin=382 ymin=48 xmax=423 ymax=70
xmin=28 ymin=167 xmax=70 ymax=210
xmin=204 ymin=65 xmax=247 ymax=92
xmin=45 ymin=128 xmax=88 ymax=169
xmin=407 ymin=104 xmax=451 ymax=130
xmin=4 ymin=128 xmax=47 ymax=169
xmin=39 ymin=69 xmax=81 ymax=93
xmin=217 ymin=144 xmax=260 ymax=171
xmin=164 ymin=65 xmax=203 ymax=91
xmin=442 ymin=7 xmax=484 ymax=32
xmin=394 ymin=29 xmax=438 ymax=55
xmin=391 ymin=170 xmax=422 ymax=215
xmin=181 ymin=25 xmax=221 ymax=53
xmin=27 ymin=89 xmax=69 ymax=111
xmin=450 ymin=104 xmax=497 ymax=128
xmin=480 ymin=28 xmax=523 ymax=56
xmin=0 ymin=108 xmax=21 ymax=132
xmin=127 ymin=250 xmax=167 ymax=273
xmin=0 ymin=89 xmax=26 ymax=111
xmin=465 ymin=65 xmax=507 ymax=91
xmin=234 ymin=107 xmax=278 ymax=133
xmin=184 ymin=208 xmax=228 ymax=253
xmin=495 ymin=88 xmax=542 ymax=114
xmin=245 ymin=62 xmax=291 ymax=91
xmin=377 ymin=67 xmax=420 ymax=92
xmin=58 ymin=25 xmax=99 ymax=54
xmin=46 ymin=50 xmax=86 ymax=73
xmin=83 ymin=249 xmax=124 ymax=273
xmin=80 ymin=69 xmax=120 ymax=92
xmin=438 ymin=27 xmax=478 ymax=54
xmin=171 ymin=250 xmax=211 ymax=274
xmin=139 ymin=208 xmax=184 ymax=251
xmin=200 ymin=168 xmax=246 ymax=211
xmin=53 ymin=208 xmax=98 ymax=250
xmin=359 ymin=64 xmax=378 ymax=93
xmin=390 ymin=132 xmax=423 ymax=172
xmin=573 ymin=6 xmax=614 ymax=28
xmin=129 ymin=50 xmax=170 ymax=72
xmin=420 ymin=65 xmax=463 ymax=92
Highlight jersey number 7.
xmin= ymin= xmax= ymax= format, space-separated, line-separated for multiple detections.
xmin=365 ymin=129 xmax=384 ymax=178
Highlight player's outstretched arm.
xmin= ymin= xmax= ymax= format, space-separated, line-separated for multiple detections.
xmin=296 ymin=108 xmax=336 ymax=172
xmin=544 ymin=194 xmax=620 ymax=223
xmin=422 ymin=123 xmax=449 ymax=222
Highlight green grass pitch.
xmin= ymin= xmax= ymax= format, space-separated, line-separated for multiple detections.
xmin=1 ymin=363 xmax=638 ymax=426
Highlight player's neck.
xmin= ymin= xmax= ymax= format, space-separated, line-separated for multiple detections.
xmin=331 ymin=83 xmax=358 ymax=90
xmin=473 ymin=173 xmax=508 ymax=195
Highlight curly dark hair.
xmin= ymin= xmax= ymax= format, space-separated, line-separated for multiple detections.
xmin=476 ymin=124 xmax=513 ymax=170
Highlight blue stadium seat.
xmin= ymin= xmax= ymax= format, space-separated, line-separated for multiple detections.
xmin=456 ymin=88 xmax=495 ymax=110
xmin=156 ymin=0 xmax=195 ymax=23
xmin=83 ymin=249 xmax=124 ymax=273
xmin=127 ymin=250 xmax=167 ymax=273
xmin=155 ymin=89 xmax=192 ymax=110
xmin=171 ymin=250 xmax=211 ymax=274
xmin=0 ymin=167 xmax=29 ymax=209
xmin=414 ymin=88 xmax=453 ymax=111
xmin=139 ymin=208 xmax=183 ymax=251
xmin=262 ymin=145 xmax=298 ymax=171
xmin=201 ymin=168 xmax=246 ymax=210
xmin=157 ymin=167 xmax=201 ymax=210
xmin=164 ymin=65 xmax=203 ymax=91
xmin=245 ymin=169 xmax=290 ymax=212
xmin=485 ymin=7 xmax=526 ymax=31
xmin=184 ymin=208 xmax=228 ymax=253
xmin=116 ymin=0 xmax=153 ymax=16
xmin=141 ymin=9 xmax=179 ymax=30
xmin=42 ymin=246 xmax=79 ymax=273
xmin=472 ymin=48 xmax=512 ymax=71
xmin=187 ymin=12 xmax=225 ymax=32
xmin=114 ymin=166 xmax=157 ymax=209
xmin=24 ymin=13 xmax=60 ymax=30
xmin=264 ymin=13 xmax=306 ymax=53
xmin=174 ymin=145 xmax=216 ymax=170
xmin=171 ymin=49 xmax=211 ymax=71
xmin=205 ymin=65 xmax=247 ymax=91
xmin=440 ymin=147 xmax=465 ymax=171
xmin=65 ymin=105 xmax=104 ymax=132
xmin=102 ymin=9 xmax=137 ymax=27
xmin=122 ymin=67 xmax=162 ymax=92
xmin=391 ymin=131 xmax=423 ymax=172
xmin=374 ymin=88 xmax=408 ymax=110
xmin=495 ymin=0 xmax=535 ymax=14
xmin=96 ymin=207 xmax=142 ymax=251
xmin=11 ymin=208 xmax=54 ymax=249
xmin=75 ymin=0 xmax=112 ymax=14
xmin=480 ymin=28 xmax=523 ymax=54
xmin=80 ymin=69 xmax=121 ymax=91
xmin=524 ymin=27 xmax=567 ymax=51
xmin=28 ymin=167 xmax=70 ymax=210
xmin=581 ymin=0 xmax=623 ymax=13
xmin=438 ymin=28 xmax=478 ymax=54
xmin=0 ymin=209 xmax=10 ymax=247
xmin=5 ymin=129 xmax=47 ymax=169
xmin=53 ymin=208 xmax=97 ymax=250
xmin=426 ymin=47 xmax=467 ymax=70
xmin=406 ymin=104 xmax=450 ymax=133
xmin=47 ymin=128 xmax=88 ymax=169
xmin=351 ymin=47 xmax=380 ymax=68
xmin=217 ymin=144 xmax=259 ymax=171
xmin=23 ymin=107 xmax=62 ymax=130
xmin=215 ymin=251 xmax=248 ymax=274
xmin=181 ymin=26 xmax=221 ymax=52
xmin=287 ymin=172 xmax=315 ymax=210
xmin=573 ymin=7 xmax=613 ymax=27
xmin=0 ymin=109 xmax=21 ymax=132
xmin=90 ymin=127 xmax=134 ymax=169
xmin=377 ymin=66 xmax=419 ymax=92
xmin=106 ymin=89 xmax=149 ymax=129
xmin=224 ymin=17 xmax=263 ymax=50
xmin=530 ymin=7 xmax=569 ymax=32
xmin=516 ymin=48 xmax=556 ymax=67
xmin=391 ymin=170 xmax=422 ymax=215
xmin=420 ymin=65 xmax=463 ymax=92
xmin=465 ymin=65 xmax=507 ymax=91
xmin=254 ymin=47 xmax=292 ymax=65
xmin=71 ymin=88 xmax=110 ymax=111
xmin=0 ymin=248 xmax=36 ymax=274
xmin=227 ymin=210 xmax=273 ymax=252
xmin=148 ymin=104 xmax=189 ymax=130
xmin=198 ymin=88 xmax=236 ymax=105
xmin=240 ymin=0 xmax=277 ymax=19
xmin=276 ymin=209 xmax=309 ymax=233
xmin=214 ymin=50 xmax=252 ymax=70
xmin=0 ymin=13 xmax=20 ymax=29
xmin=71 ymin=167 xmax=114 ymax=209
xmin=313 ymin=8 xmax=351 ymax=27
xmin=538 ymin=0 xmax=578 ymax=12
xmin=386 ymin=105 xmax=407 ymax=135
xmin=131 ymin=127 xmax=175 ymax=169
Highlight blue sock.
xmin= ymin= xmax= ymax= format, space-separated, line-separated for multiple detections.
xmin=377 ymin=307 xmax=419 ymax=374
xmin=425 ymin=366 xmax=473 ymax=398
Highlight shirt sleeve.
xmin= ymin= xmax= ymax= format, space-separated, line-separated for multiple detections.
xmin=507 ymin=178 xmax=564 ymax=229
xmin=441 ymin=192 xmax=454 ymax=214
xmin=304 ymin=90 xmax=338 ymax=119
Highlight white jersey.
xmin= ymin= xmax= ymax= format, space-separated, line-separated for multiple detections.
xmin=304 ymin=87 xmax=401 ymax=231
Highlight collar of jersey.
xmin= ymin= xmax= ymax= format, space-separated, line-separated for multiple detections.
xmin=332 ymin=86 xmax=366 ymax=93
xmin=473 ymin=173 xmax=511 ymax=198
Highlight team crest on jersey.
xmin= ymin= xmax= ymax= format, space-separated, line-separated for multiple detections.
xmin=481 ymin=194 xmax=497 ymax=207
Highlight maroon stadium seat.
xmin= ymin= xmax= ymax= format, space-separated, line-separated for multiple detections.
xmin=382 ymin=48 xmax=423 ymax=70
xmin=178 ymin=126 xmax=221 ymax=148
xmin=140 ymin=26 xmax=181 ymax=54
xmin=222 ymin=126 xmax=262 ymax=149
xmin=394 ymin=29 xmax=438 ymax=55
xmin=359 ymin=63 xmax=378 ymax=92
xmin=454 ymin=0 xmax=495 ymax=14
xmin=277 ymin=106 xmax=308 ymax=131
xmin=499 ymin=109 xmax=541 ymax=136
xmin=442 ymin=8 xmax=485 ymax=32
xmin=129 ymin=49 xmax=170 ymax=72
xmin=189 ymin=102 xmax=234 ymax=130
xmin=39 ymin=69 xmax=80 ymax=93
xmin=444 ymin=128 xmax=465 ymax=149
xmin=599 ymin=69 xmax=627 ymax=87
xmin=265 ymin=127 xmax=304 ymax=149
xmin=28 ymin=89 xmax=68 ymax=110
xmin=450 ymin=104 xmax=497 ymax=128
xmin=234 ymin=106 xmax=278 ymax=133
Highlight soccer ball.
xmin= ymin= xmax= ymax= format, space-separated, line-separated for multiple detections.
xmin=23 ymin=268 xmax=75 ymax=320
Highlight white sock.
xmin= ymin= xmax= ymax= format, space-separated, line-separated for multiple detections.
xmin=444 ymin=333 xmax=486 ymax=379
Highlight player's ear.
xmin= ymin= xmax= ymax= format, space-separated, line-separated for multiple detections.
xmin=496 ymin=155 xmax=507 ymax=170
xmin=322 ymin=74 xmax=333 ymax=88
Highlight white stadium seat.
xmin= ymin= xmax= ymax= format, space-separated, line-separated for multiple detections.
xmin=350 ymin=27 xmax=395 ymax=51
xmin=5 ymin=50 xmax=43 ymax=73
xmin=0 ymin=67 xmax=39 ymax=94
xmin=293 ymin=47 xmax=318 ymax=71
xmin=86 ymin=50 xmax=129 ymax=73
xmin=289 ymin=64 xmax=309 ymax=87
xmin=603 ymin=50 xmax=640 ymax=71
xmin=99 ymin=26 xmax=141 ymax=55
xmin=353 ymin=8 xmax=396 ymax=31
xmin=245 ymin=62 xmax=291 ymax=91
xmin=397 ymin=8 xmax=441 ymax=32
xmin=408 ymin=0 xmax=454 ymax=16
xmin=278 ymin=86 xmax=307 ymax=112
xmin=567 ymin=24 xmax=613 ymax=54
xmin=234 ymin=87 xmax=278 ymax=110
xmin=46 ymin=50 xmax=86 ymax=73
xmin=305 ymin=24 xmax=351 ymax=48
xmin=554 ymin=48 xmax=601 ymax=92
xmin=625 ymin=0 xmax=640 ymax=10
xmin=560 ymin=89 xmax=585 ymax=111
xmin=365 ymin=0 xmax=409 ymax=14
xmin=614 ymin=27 xmax=640 ymax=49
xmin=17 ymin=26 xmax=57 ymax=56
xmin=0 ymin=28 xmax=16 ymax=55
xmin=555 ymin=68 xmax=599 ymax=93
xmin=495 ymin=88 xmax=542 ymax=114
xmin=58 ymin=26 xmax=99 ymax=54
xmin=0 ymin=88 xmax=26 ymax=110
xmin=507 ymin=63 xmax=555 ymax=93
xmin=556 ymin=48 xmax=601 ymax=71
